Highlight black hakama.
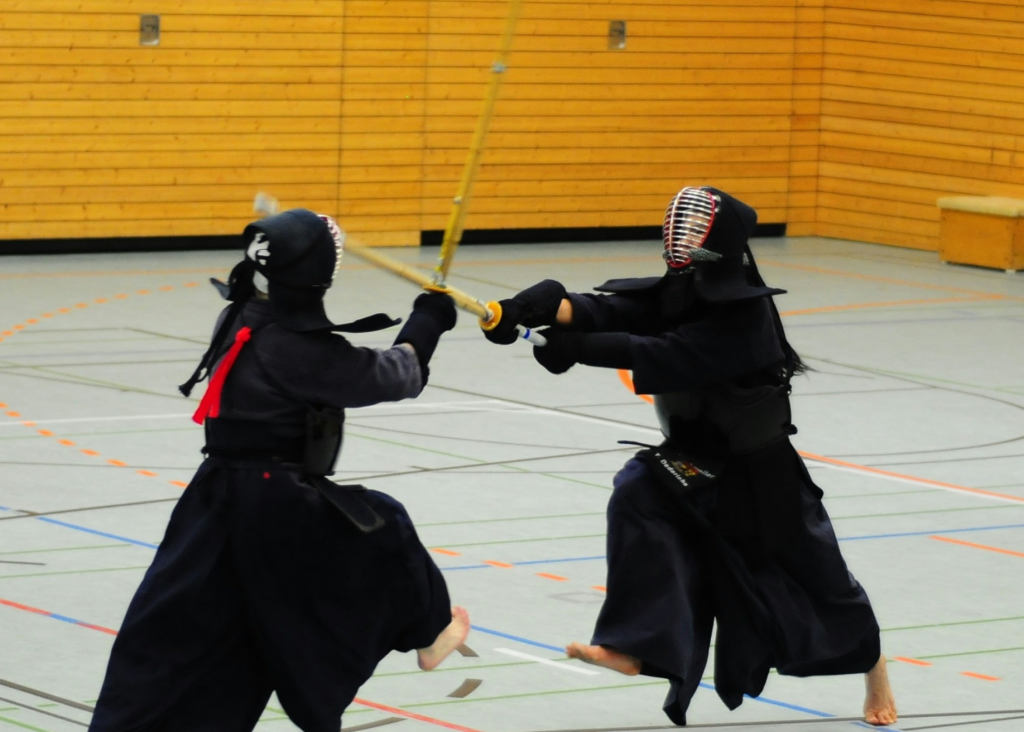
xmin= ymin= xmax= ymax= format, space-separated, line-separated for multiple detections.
xmin=591 ymin=455 xmax=881 ymax=725
xmin=89 ymin=459 xmax=451 ymax=732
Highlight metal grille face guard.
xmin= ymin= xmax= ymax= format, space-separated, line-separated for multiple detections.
xmin=662 ymin=187 xmax=723 ymax=268
xmin=318 ymin=214 xmax=346 ymax=282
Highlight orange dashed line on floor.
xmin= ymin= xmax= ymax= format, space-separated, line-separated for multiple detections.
xmin=592 ymin=585 xmax=607 ymax=592
xmin=482 ymin=560 xmax=513 ymax=568
xmin=80 ymin=449 xmax=100 ymax=457
xmin=961 ymin=671 xmax=1000 ymax=681
xmin=107 ymin=459 xmax=128 ymax=467
xmin=536 ymin=572 xmax=568 ymax=582
xmin=169 ymin=480 xmax=188 ymax=488
xmin=42 ymin=313 xmax=54 ymax=318
xmin=13 ymin=325 xmax=24 ymax=330
xmin=3 ymin=331 xmax=13 ymax=336
xmin=75 ymin=303 xmax=88 ymax=309
xmin=57 ymin=308 xmax=70 ymax=313
xmin=183 ymin=282 xmax=198 ymax=287
xmin=58 ymin=439 xmax=76 ymax=446
xmin=159 ymin=286 xmax=174 ymax=292
xmin=95 ymin=298 xmax=108 ymax=304
xmin=6 ymin=411 xmax=21 ymax=418
xmin=25 ymin=319 xmax=37 ymax=324
xmin=894 ymin=657 xmax=932 ymax=667
xmin=114 ymin=294 xmax=128 ymax=299
xmin=21 ymin=421 xmax=35 ymax=427
xmin=137 ymin=290 xmax=150 ymax=295
xmin=136 ymin=470 xmax=158 ymax=478
xmin=37 ymin=429 xmax=54 ymax=437
xmin=430 ymin=548 xmax=461 ymax=557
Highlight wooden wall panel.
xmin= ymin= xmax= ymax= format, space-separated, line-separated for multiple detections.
xmin=420 ymin=0 xmax=799 ymax=236
xmin=817 ymin=0 xmax=1024 ymax=250
xmin=1 ymin=0 xmax=801 ymax=245
xmin=0 ymin=0 xmax=344 ymax=241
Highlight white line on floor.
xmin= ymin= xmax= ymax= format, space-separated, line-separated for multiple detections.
xmin=493 ymin=647 xmax=601 ymax=675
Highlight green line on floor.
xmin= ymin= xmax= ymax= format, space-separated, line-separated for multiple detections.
xmin=0 ymin=715 xmax=53 ymax=732
xmin=0 ymin=565 xmax=150 ymax=580
xmin=833 ymin=504 xmax=1021 ymax=521
xmin=403 ymin=679 xmax=664 ymax=708
xmin=918 ymin=645 xmax=1024 ymax=660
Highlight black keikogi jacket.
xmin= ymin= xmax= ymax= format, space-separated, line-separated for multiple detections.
xmin=569 ymin=276 xmax=879 ymax=720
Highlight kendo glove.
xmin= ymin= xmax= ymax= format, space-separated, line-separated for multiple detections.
xmin=532 ymin=329 xmax=632 ymax=375
xmin=482 ymin=279 xmax=567 ymax=345
xmin=394 ymin=292 xmax=458 ymax=377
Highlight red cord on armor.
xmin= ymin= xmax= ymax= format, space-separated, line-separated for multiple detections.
xmin=192 ymin=326 xmax=252 ymax=424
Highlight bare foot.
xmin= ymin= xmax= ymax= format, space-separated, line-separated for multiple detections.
xmin=864 ymin=654 xmax=898 ymax=726
xmin=417 ymin=606 xmax=470 ymax=671
xmin=566 ymin=642 xmax=641 ymax=675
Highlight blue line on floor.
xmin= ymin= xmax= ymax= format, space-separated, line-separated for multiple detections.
xmin=515 ymin=555 xmax=606 ymax=566
xmin=477 ymin=631 xmax=841 ymax=720
xmin=441 ymin=564 xmax=492 ymax=571
xmin=841 ymin=522 xmax=1024 ymax=542
xmin=471 ymin=625 xmax=564 ymax=653
xmin=36 ymin=517 xmax=160 ymax=549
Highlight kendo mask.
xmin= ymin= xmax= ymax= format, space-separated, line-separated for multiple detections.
xmin=662 ymin=186 xmax=785 ymax=303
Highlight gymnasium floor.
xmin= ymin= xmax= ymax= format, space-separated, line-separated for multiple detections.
xmin=1 ymin=236 xmax=1023 ymax=732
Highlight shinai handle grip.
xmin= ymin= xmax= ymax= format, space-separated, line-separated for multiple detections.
xmin=480 ymin=301 xmax=548 ymax=347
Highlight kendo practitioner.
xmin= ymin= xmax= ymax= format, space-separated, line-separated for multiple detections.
xmin=481 ymin=187 xmax=897 ymax=727
xmin=89 ymin=209 xmax=469 ymax=732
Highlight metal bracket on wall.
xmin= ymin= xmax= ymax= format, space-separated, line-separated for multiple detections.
xmin=140 ymin=15 xmax=160 ymax=46
xmin=608 ymin=20 xmax=626 ymax=50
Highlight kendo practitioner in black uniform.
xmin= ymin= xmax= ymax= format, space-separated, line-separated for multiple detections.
xmin=89 ymin=209 xmax=469 ymax=732
xmin=482 ymin=187 xmax=897 ymax=727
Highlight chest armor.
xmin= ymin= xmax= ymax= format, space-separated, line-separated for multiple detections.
xmin=654 ymin=382 xmax=793 ymax=456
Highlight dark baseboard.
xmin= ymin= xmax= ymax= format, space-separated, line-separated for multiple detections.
xmin=0 ymin=224 xmax=787 ymax=255
xmin=420 ymin=223 xmax=786 ymax=246
xmin=0 ymin=235 xmax=239 ymax=256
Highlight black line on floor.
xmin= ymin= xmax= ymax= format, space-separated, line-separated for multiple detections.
xmin=0 ymin=678 xmax=94 ymax=712
xmin=0 ymin=695 xmax=88 ymax=726
xmin=0 ymin=358 xmax=196 ymax=370
xmin=125 ymin=327 xmax=208 ymax=346
xmin=902 ymin=714 xmax=1024 ymax=731
xmin=0 ymin=461 xmax=193 ymax=470
xmin=343 ymin=717 xmax=406 ymax=732
xmin=347 ymin=420 xmax=595 ymax=452
xmin=0 ymin=497 xmax=180 ymax=522
xmin=345 ymin=445 xmax=635 ymax=483
xmin=0 ymin=367 xmax=182 ymax=400
xmin=862 ymin=453 xmax=1024 ymax=468
xmin=0 ymin=559 xmax=45 ymax=566
xmin=792 ymin=386 xmax=934 ymax=397
xmin=427 ymin=382 xmax=659 ymax=434
xmin=532 ymin=709 xmax=1024 ymax=732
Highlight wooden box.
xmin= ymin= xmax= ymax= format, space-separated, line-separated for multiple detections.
xmin=938 ymin=196 xmax=1024 ymax=272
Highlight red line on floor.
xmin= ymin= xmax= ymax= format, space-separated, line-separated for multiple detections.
xmin=961 ymin=671 xmax=1000 ymax=681
xmin=536 ymin=572 xmax=568 ymax=582
xmin=930 ymin=536 xmax=1024 ymax=558
xmin=798 ymin=452 xmax=1024 ymax=504
xmin=352 ymin=697 xmax=486 ymax=732
xmin=893 ymin=657 xmax=932 ymax=667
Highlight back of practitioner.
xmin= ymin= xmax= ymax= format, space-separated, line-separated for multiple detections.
xmin=89 ymin=210 xmax=469 ymax=732
xmin=482 ymin=188 xmax=897 ymax=727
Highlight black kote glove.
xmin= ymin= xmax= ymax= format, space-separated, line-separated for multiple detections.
xmin=533 ymin=329 xmax=632 ymax=375
xmin=482 ymin=279 xmax=567 ymax=345
xmin=394 ymin=292 xmax=458 ymax=377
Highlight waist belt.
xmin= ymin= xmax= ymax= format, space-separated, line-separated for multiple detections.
xmin=204 ymin=417 xmax=305 ymax=464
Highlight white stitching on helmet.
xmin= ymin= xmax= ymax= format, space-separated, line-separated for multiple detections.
xmin=662 ymin=187 xmax=723 ymax=268
xmin=317 ymin=214 xmax=346 ymax=281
